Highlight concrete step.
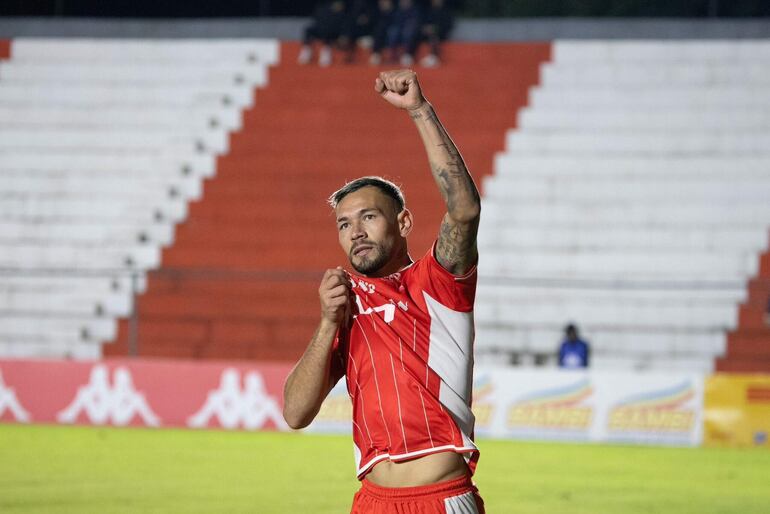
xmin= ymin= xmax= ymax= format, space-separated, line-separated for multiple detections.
xmin=552 ymin=40 xmax=770 ymax=63
xmin=477 ymin=224 xmax=768 ymax=254
xmin=483 ymin=175 xmax=770 ymax=203
xmin=475 ymin=324 xmax=725 ymax=357
xmin=0 ymin=61 xmax=269 ymax=87
xmin=474 ymin=300 xmax=736 ymax=329
xmin=505 ymin=130 xmax=770 ymax=155
xmin=0 ymin=83 xmax=254 ymax=109
xmin=10 ymin=38 xmax=280 ymax=65
xmin=493 ymin=155 xmax=770 ymax=177
xmin=480 ymin=250 xmax=758 ymax=279
xmin=0 ymin=127 xmax=229 ymax=154
xmin=0 ymin=197 xmax=187 ymax=222
xmin=481 ymin=200 xmax=770 ymax=225
xmin=0 ymin=290 xmax=131 ymax=317
xmin=0 ymin=315 xmax=116 ymax=341
xmin=0 ymin=244 xmax=161 ymax=270
xmin=0 ymin=175 xmax=201 ymax=202
xmin=0 ymin=103 xmax=241 ymax=133
xmin=0 ymin=339 xmax=101 ymax=359
xmin=541 ymin=61 xmax=770 ymax=87
xmin=519 ymin=106 xmax=770 ymax=130
xmin=0 ymin=274 xmax=142 ymax=295
xmin=0 ymin=221 xmax=174 ymax=246
xmin=0 ymin=152 xmax=215 ymax=177
xmin=530 ymin=87 xmax=770 ymax=109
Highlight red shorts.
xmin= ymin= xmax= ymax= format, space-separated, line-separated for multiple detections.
xmin=350 ymin=474 xmax=485 ymax=514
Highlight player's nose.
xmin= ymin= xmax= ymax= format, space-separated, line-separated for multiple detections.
xmin=350 ymin=222 xmax=366 ymax=240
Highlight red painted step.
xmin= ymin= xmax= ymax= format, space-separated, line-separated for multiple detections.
xmin=715 ymin=358 xmax=770 ymax=373
xmin=0 ymin=40 xmax=10 ymax=60
xmin=106 ymin=41 xmax=552 ymax=361
xmin=761 ymin=253 xmax=770 ymax=278
xmin=720 ymin=243 xmax=770 ymax=372
xmin=725 ymin=330 xmax=770 ymax=358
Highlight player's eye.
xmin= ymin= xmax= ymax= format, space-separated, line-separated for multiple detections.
xmin=338 ymin=223 xmax=349 ymax=231
xmin=364 ymin=214 xmax=376 ymax=220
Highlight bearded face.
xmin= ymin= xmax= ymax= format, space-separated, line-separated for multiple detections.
xmin=335 ymin=186 xmax=411 ymax=278
xmin=349 ymin=238 xmax=394 ymax=275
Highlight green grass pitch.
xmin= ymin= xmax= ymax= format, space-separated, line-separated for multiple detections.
xmin=1 ymin=424 xmax=768 ymax=513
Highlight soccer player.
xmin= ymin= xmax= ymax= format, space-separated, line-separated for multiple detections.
xmin=283 ymin=69 xmax=484 ymax=513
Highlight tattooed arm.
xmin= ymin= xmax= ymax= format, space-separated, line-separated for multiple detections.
xmin=375 ymin=69 xmax=480 ymax=275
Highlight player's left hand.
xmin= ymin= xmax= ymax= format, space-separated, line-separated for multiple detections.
xmin=375 ymin=70 xmax=426 ymax=111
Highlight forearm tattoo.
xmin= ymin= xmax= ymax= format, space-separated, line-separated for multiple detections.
xmin=412 ymin=105 xmax=480 ymax=274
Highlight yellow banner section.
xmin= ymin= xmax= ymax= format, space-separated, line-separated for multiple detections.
xmin=704 ymin=374 xmax=770 ymax=448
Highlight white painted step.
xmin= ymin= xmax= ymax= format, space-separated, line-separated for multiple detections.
xmin=505 ymin=130 xmax=770 ymax=155
xmin=10 ymin=38 xmax=280 ymax=65
xmin=493 ymin=156 xmax=770 ymax=177
xmin=0 ymin=105 xmax=243 ymax=132
xmin=518 ymin=106 xmax=770 ymax=130
xmin=552 ymin=40 xmax=770 ymax=63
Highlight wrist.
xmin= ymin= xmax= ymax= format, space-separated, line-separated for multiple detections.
xmin=318 ymin=316 xmax=341 ymax=332
xmin=407 ymin=100 xmax=432 ymax=117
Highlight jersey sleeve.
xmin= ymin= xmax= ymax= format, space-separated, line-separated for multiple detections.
xmin=408 ymin=241 xmax=477 ymax=312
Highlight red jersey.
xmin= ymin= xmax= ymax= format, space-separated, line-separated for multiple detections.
xmin=331 ymin=243 xmax=479 ymax=479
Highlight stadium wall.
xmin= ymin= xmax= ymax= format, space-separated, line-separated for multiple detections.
xmin=2 ymin=17 xmax=770 ymax=40
xmin=0 ymin=358 xmax=705 ymax=444
xmin=2 ymin=358 xmax=767 ymax=448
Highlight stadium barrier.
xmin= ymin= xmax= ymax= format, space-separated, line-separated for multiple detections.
xmin=0 ymin=358 xmax=290 ymax=430
xmin=8 ymin=357 xmax=755 ymax=449
xmin=309 ymin=368 xmax=706 ymax=447
xmin=703 ymin=374 xmax=770 ymax=448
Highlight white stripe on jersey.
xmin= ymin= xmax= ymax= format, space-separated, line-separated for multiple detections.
xmin=356 ymin=318 xmax=393 ymax=449
xmin=444 ymin=491 xmax=480 ymax=514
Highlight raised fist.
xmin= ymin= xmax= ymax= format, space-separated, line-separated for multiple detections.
xmin=375 ymin=69 xmax=426 ymax=111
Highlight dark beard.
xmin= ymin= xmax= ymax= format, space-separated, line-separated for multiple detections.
xmin=350 ymin=243 xmax=391 ymax=275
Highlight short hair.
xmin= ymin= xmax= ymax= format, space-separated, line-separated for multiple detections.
xmin=328 ymin=176 xmax=406 ymax=213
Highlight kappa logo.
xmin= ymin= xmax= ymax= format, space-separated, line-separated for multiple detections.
xmin=187 ymin=368 xmax=286 ymax=430
xmin=57 ymin=364 xmax=161 ymax=427
xmin=0 ymin=370 xmax=31 ymax=423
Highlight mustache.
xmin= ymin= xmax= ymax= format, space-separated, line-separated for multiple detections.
xmin=350 ymin=241 xmax=377 ymax=255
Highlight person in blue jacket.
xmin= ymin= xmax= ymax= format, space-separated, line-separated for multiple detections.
xmin=558 ymin=324 xmax=590 ymax=369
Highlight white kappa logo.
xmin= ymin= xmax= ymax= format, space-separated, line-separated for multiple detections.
xmin=57 ymin=364 xmax=161 ymax=427
xmin=0 ymin=369 xmax=31 ymax=423
xmin=187 ymin=368 xmax=286 ymax=430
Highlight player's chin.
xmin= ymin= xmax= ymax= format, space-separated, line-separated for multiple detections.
xmin=350 ymin=253 xmax=383 ymax=275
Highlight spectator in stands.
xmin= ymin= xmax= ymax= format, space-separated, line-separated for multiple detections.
xmin=339 ymin=0 xmax=378 ymax=63
xmin=416 ymin=0 xmax=454 ymax=67
xmin=558 ymin=324 xmax=590 ymax=369
xmin=298 ymin=1 xmax=348 ymax=67
xmin=370 ymin=0 xmax=421 ymax=66
xmin=369 ymin=0 xmax=396 ymax=65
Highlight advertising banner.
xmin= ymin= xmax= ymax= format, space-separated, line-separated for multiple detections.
xmin=0 ymin=358 xmax=291 ymax=431
xmin=307 ymin=368 xmax=705 ymax=446
xmin=0 ymin=359 xmax=704 ymax=446
xmin=704 ymin=374 xmax=770 ymax=448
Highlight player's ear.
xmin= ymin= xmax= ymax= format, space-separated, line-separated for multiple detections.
xmin=397 ymin=209 xmax=413 ymax=237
